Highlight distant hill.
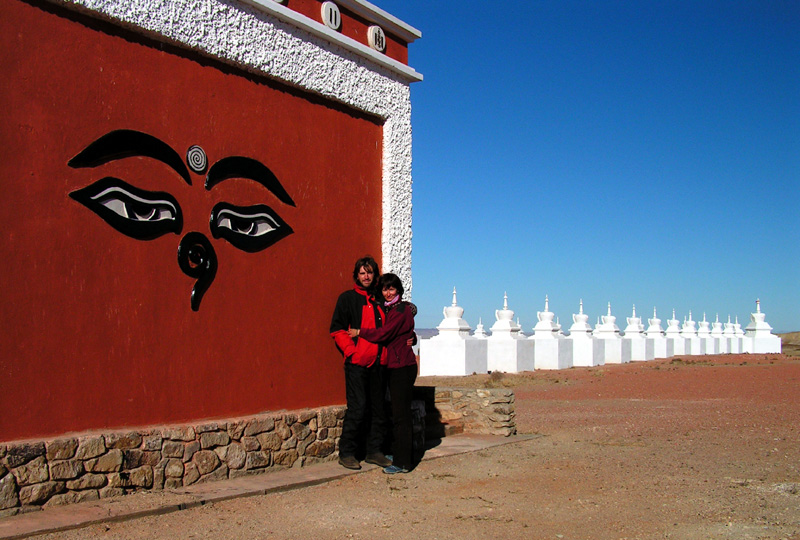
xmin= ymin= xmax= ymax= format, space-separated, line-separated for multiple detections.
xmin=778 ymin=332 xmax=800 ymax=357
xmin=415 ymin=328 xmax=439 ymax=339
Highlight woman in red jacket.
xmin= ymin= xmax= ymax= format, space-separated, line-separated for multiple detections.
xmin=349 ymin=273 xmax=417 ymax=474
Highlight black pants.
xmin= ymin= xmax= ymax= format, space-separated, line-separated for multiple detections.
xmin=339 ymin=363 xmax=386 ymax=458
xmin=387 ymin=364 xmax=417 ymax=469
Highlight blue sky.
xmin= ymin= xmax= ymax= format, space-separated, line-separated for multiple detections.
xmin=377 ymin=1 xmax=799 ymax=333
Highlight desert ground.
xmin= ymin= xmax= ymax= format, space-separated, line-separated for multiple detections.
xmin=34 ymin=350 xmax=800 ymax=540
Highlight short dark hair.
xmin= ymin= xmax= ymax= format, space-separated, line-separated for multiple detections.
xmin=377 ymin=273 xmax=404 ymax=298
xmin=352 ymin=256 xmax=379 ymax=284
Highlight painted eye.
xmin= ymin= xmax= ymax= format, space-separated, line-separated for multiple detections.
xmin=70 ymin=177 xmax=183 ymax=240
xmin=210 ymin=203 xmax=293 ymax=252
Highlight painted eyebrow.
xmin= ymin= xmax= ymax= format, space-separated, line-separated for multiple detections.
xmin=68 ymin=129 xmax=192 ymax=185
xmin=205 ymin=157 xmax=295 ymax=207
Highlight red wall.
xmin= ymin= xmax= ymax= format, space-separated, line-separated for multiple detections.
xmin=0 ymin=0 xmax=383 ymax=441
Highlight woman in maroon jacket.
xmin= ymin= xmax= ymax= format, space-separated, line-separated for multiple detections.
xmin=349 ymin=273 xmax=417 ymax=474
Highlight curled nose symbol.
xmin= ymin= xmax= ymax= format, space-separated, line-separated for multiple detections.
xmin=177 ymin=232 xmax=217 ymax=311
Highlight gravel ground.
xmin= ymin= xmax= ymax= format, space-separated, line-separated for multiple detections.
xmin=34 ymin=353 xmax=800 ymax=540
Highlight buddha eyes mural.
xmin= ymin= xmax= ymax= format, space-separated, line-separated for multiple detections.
xmin=69 ymin=129 xmax=295 ymax=311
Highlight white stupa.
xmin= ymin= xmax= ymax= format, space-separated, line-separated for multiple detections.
xmin=680 ymin=311 xmax=698 ymax=337
xmin=734 ymin=316 xmax=745 ymax=337
xmin=645 ymin=307 xmax=665 ymax=337
xmin=594 ymin=303 xmax=628 ymax=363
xmin=744 ymin=299 xmax=781 ymax=353
xmin=681 ymin=311 xmax=701 ymax=355
xmin=594 ymin=303 xmax=621 ymax=339
xmin=710 ymin=314 xmax=728 ymax=354
xmin=530 ymin=296 xmax=571 ymax=370
xmin=419 ymin=288 xmax=487 ymax=376
xmin=664 ymin=309 xmax=685 ymax=356
xmin=490 ymin=293 xmax=518 ymax=338
xmin=531 ymin=296 xmax=560 ymax=339
xmin=569 ymin=300 xmax=602 ymax=367
xmin=623 ymin=305 xmax=651 ymax=361
xmin=645 ymin=307 xmax=668 ymax=359
xmin=435 ymin=287 xmax=471 ymax=338
xmin=623 ymin=305 xmax=645 ymax=338
xmin=697 ymin=313 xmax=716 ymax=354
xmin=487 ymin=293 xmax=534 ymax=372
xmin=473 ymin=318 xmax=488 ymax=339
xmin=723 ymin=315 xmax=740 ymax=353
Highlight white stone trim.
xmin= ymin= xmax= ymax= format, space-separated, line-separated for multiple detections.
xmin=48 ymin=0 xmax=416 ymax=297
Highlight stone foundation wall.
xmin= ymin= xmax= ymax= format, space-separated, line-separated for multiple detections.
xmin=426 ymin=388 xmax=516 ymax=437
xmin=0 ymin=387 xmax=516 ymax=515
xmin=0 ymin=406 xmax=344 ymax=517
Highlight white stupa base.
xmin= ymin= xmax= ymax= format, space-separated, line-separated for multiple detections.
xmin=487 ymin=338 xmax=535 ymax=373
xmin=597 ymin=338 xmax=629 ymax=364
xmin=569 ymin=338 xmax=605 ymax=367
xmin=668 ymin=337 xmax=687 ymax=356
xmin=684 ymin=337 xmax=701 ymax=355
xmin=419 ymin=338 xmax=488 ymax=377
xmin=648 ymin=337 xmax=668 ymax=359
xmin=744 ymin=336 xmax=781 ymax=354
xmin=532 ymin=339 xmax=573 ymax=370
xmin=625 ymin=338 xmax=652 ymax=361
xmin=728 ymin=337 xmax=742 ymax=354
xmin=713 ymin=337 xmax=728 ymax=354
xmin=698 ymin=337 xmax=717 ymax=355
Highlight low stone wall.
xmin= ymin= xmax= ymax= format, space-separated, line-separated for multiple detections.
xmin=0 ymin=407 xmax=344 ymax=517
xmin=417 ymin=387 xmax=516 ymax=437
xmin=0 ymin=387 xmax=516 ymax=515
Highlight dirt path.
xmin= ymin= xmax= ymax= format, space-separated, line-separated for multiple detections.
xmin=35 ymin=354 xmax=800 ymax=539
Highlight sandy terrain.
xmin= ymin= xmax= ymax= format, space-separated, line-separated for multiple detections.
xmin=34 ymin=353 xmax=800 ymax=539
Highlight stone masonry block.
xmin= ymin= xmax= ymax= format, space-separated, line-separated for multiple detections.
xmin=6 ymin=442 xmax=45 ymax=468
xmin=243 ymin=418 xmax=274 ymax=437
xmin=12 ymin=456 xmax=49 ymax=486
xmin=46 ymin=439 xmax=78 ymax=461
xmin=75 ymin=437 xmax=106 ymax=460
xmin=49 ymin=460 xmax=84 ymax=481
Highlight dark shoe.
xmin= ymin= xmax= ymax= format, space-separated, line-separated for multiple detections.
xmin=383 ymin=465 xmax=409 ymax=474
xmin=365 ymin=453 xmax=392 ymax=467
xmin=338 ymin=455 xmax=361 ymax=470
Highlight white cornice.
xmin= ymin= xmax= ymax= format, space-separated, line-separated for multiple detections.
xmin=336 ymin=0 xmax=422 ymax=43
xmin=240 ymin=0 xmax=423 ymax=83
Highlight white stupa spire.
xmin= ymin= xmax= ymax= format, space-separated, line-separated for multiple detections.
xmin=646 ymin=306 xmax=664 ymax=337
xmin=569 ymin=299 xmax=593 ymax=338
xmin=434 ymin=286 xmax=471 ymax=339
xmin=532 ymin=295 xmax=560 ymax=339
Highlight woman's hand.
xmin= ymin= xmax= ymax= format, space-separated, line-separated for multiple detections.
xmin=348 ymin=328 xmax=360 ymax=338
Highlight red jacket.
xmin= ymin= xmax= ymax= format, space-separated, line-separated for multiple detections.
xmin=358 ymin=300 xmax=416 ymax=369
xmin=330 ymin=286 xmax=386 ymax=367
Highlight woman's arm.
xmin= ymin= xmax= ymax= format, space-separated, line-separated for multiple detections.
xmin=357 ymin=306 xmax=414 ymax=345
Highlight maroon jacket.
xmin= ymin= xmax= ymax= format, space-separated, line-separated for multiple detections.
xmin=358 ymin=301 xmax=416 ymax=369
